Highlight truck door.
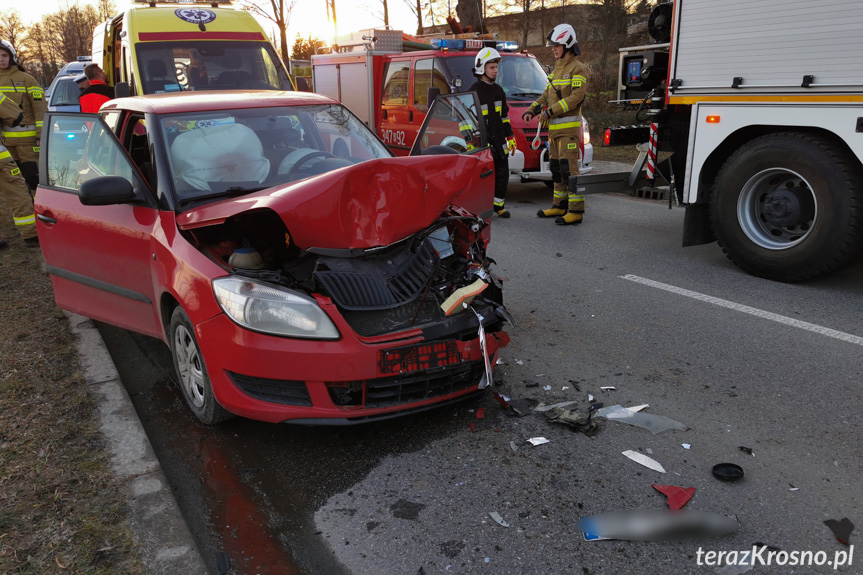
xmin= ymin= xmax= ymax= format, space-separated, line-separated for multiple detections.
xmin=379 ymin=58 xmax=413 ymax=155
xmin=410 ymin=93 xmax=495 ymax=219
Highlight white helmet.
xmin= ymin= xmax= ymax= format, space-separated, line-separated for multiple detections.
xmin=0 ymin=40 xmax=17 ymax=64
xmin=546 ymin=24 xmax=580 ymax=55
xmin=474 ymin=47 xmax=501 ymax=76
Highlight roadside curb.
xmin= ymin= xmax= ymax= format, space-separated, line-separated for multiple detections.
xmin=66 ymin=312 xmax=209 ymax=575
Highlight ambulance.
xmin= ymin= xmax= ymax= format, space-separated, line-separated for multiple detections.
xmin=311 ymin=32 xmax=592 ymax=184
xmin=92 ymin=0 xmax=294 ymax=96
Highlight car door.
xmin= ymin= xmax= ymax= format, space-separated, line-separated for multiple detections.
xmin=409 ymin=92 xmax=496 ymax=218
xmin=379 ymin=58 xmax=414 ymax=156
xmin=35 ymin=112 xmax=163 ymax=338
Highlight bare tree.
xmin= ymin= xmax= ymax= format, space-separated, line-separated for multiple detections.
xmin=0 ymin=10 xmax=28 ymax=62
xmin=240 ymin=0 xmax=298 ymax=63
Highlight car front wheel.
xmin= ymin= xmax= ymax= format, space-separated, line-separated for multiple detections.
xmin=169 ymin=306 xmax=233 ymax=425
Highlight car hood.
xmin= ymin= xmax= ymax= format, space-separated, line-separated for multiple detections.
xmin=176 ymin=155 xmax=492 ymax=250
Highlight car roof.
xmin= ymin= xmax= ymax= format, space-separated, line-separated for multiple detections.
xmin=101 ymin=90 xmax=339 ymax=115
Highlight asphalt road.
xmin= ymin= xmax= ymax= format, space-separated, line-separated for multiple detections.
xmin=98 ymin=181 xmax=863 ymax=575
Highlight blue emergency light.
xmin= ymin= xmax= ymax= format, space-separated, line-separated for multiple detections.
xmin=431 ymin=38 xmax=466 ymax=50
xmin=495 ymin=41 xmax=520 ymax=52
xmin=431 ymin=38 xmax=520 ymax=52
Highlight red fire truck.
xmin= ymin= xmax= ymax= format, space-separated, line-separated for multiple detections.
xmin=311 ymin=31 xmax=592 ymax=185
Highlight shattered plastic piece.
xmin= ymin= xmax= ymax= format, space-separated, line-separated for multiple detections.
xmin=588 ymin=402 xmax=604 ymax=413
xmin=506 ymin=398 xmax=534 ymax=417
xmin=475 ymin=408 xmax=486 ymax=419
xmin=489 ymin=512 xmax=510 ymax=528
xmin=524 ymin=380 xmax=539 ymax=388
xmin=510 ymin=441 xmax=518 ymax=452
xmin=824 ymin=517 xmax=854 ymax=545
xmin=789 ymin=487 xmax=799 ymax=491
xmin=595 ymin=404 xmax=688 ymax=434
xmin=441 ymin=278 xmax=488 ymax=315
xmin=627 ymin=404 xmax=649 ymax=412
xmin=543 ymin=385 xmax=552 ymax=391
xmin=588 ymin=394 xmax=595 ymax=402
xmin=646 ymin=448 xmax=653 ymax=454
xmin=738 ymin=446 xmax=754 ymax=456
xmin=542 ymin=406 xmax=599 ymax=436
xmin=562 ymin=386 xmax=569 ymax=391
xmin=527 ymin=437 xmax=550 ymax=446
xmin=579 ymin=509 xmax=738 ymax=541
xmin=600 ymin=386 xmax=616 ymax=391
xmin=652 ymin=484 xmax=696 ymax=510
xmin=492 ymin=393 xmax=509 ymax=409
xmin=533 ymin=401 xmax=579 ymax=412
xmin=682 ymin=443 xmax=691 ymax=450
xmin=515 ymin=359 xmax=524 ymax=365
xmin=469 ymin=423 xmax=475 ymax=432
xmin=622 ymin=450 xmax=665 ymax=473
xmin=496 ymin=357 xmax=504 ymax=365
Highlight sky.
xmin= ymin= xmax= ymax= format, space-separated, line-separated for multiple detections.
xmin=20 ymin=0 xmax=421 ymax=45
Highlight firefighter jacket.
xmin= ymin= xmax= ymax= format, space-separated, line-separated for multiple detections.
xmin=0 ymin=68 xmax=45 ymax=147
xmin=467 ymin=79 xmax=514 ymax=149
xmin=0 ymin=92 xmax=23 ymax=156
xmin=79 ymin=80 xmax=115 ymax=114
xmin=528 ymin=52 xmax=587 ymax=138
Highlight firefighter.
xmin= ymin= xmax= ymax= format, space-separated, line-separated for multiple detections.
xmin=468 ymin=47 xmax=517 ymax=218
xmin=522 ymin=24 xmax=588 ymax=225
xmin=0 ymin=40 xmax=45 ymax=194
xmin=0 ymin=92 xmax=38 ymax=247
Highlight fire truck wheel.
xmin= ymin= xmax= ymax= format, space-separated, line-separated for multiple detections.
xmin=710 ymin=132 xmax=863 ymax=282
xmin=170 ymin=306 xmax=234 ymax=425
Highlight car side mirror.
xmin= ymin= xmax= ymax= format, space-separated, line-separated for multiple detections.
xmin=114 ymin=82 xmax=131 ymax=98
xmin=79 ymin=176 xmax=137 ymax=206
xmin=427 ymin=87 xmax=441 ymax=106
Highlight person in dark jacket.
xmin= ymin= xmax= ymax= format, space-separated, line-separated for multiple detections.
xmin=468 ymin=47 xmax=517 ymax=218
xmin=78 ymin=64 xmax=115 ymax=113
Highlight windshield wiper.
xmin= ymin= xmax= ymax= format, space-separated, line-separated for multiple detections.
xmin=178 ymin=186 xmax=266 ymax=206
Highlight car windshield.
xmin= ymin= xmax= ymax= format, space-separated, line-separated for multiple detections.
xmin=136 ymin=41 xmax=293 ymax=94
xmin=50 ymin=78 xmax=81 ymax=107
xmin=160 ymin=104 xmax=393 ymax=203
xmin=444 ymin=55 xmax=550 ymax=101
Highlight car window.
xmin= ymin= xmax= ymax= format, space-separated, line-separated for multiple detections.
xmin=159 ymin=104 xmax=392 ymax=202
xmin=45 ymin=113 xmax=136 ymax=191
xmin=49 ymin=78 xmax=81 ymax=107
xmin=412 ymin=93 xmax=485 ymax=155
xmin=413 ymin=58 xmax=449 ymax=112
xmin=381 ymin=61 xmax=410 ymax=106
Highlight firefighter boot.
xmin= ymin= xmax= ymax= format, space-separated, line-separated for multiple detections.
xmin=494 ymin=198 xmax=511 ymax=218
xmin=538 ymin=158 xmax=567 ymax=217
xmin=555 ymin=196 xmax=585 ymax=225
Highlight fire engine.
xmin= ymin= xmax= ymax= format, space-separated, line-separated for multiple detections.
xmin=311 ymin=30 xmax=592 ymax=184
xmin=92 ymin=0 xmax=294 ymax=97
xmin=588 ymin=0 xmax=863 ymax=282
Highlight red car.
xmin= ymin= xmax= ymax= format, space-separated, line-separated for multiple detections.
xmin=36 ymin=91 xmax=510 ymax=424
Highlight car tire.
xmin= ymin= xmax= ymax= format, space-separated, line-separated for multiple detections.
xmin=709 ymin=132 xmax=863 ymax=282
xmin=169 ymin=306 xmax=233 ymax=425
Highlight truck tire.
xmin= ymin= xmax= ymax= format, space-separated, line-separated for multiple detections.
xmin=710 ymin=132 xmax=863 ymax=282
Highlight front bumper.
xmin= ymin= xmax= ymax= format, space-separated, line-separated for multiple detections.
xmin=195 ymin=301 xmax=509 ymax=423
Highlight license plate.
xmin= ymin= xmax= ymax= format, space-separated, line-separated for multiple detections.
xmin=379 ymin=341 xmax=462 ymax=375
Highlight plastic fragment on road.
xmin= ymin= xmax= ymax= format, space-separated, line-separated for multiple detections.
xmin=510 ymin=441 xmax=518 ymax=452
xmin=622 ymin=450 xmax=665 ymax=473
xmin=824 ymin=517 xmax=854 ymax=545
xmin=489 ymin=512 xmax=510 ymax=528
xmin=527 ymin=437 xmax=550 ymax=446
xmin=441 ymin=279 xmax=488 ymax=315
xmin=739 ymin=446 xmax=755 ymax=456
xmin=595 ymin=404 xmax=688 ymax=434
xmin=533 ymin=401 xmax=579 ymax=412
xmin=505 ymin=398 xmax=533 ymax=417
xmin=682 ymin=443 xmax=691 ymax=449
xmin=475 ymin=407 xmax=485 ymax=419
xmin=541 ymin=405 xmax=599 ymax=436
xmin=543 ymin=385 xmax=552 ymax=391
xmin=789 ymin=487 xmax=799 ymax=491
xmin=496 ymin=357 xmax=504 ymax=365
xmin=627 ymin=404 xmax=649 ymax=412
xmin=588 ymin=394 xmax=595 ymax=402
xmin=600 ymin=386 xmax=616 ymax=391
xmin=471 ymin=309 xmax=493 ymax=389
xmin=652 ymin=484 xmax=696 ymax=510
xmin=515 ymin=359 xmax=523 ymax=365
xmin=578 ymin=509 xmax=737 ymax=541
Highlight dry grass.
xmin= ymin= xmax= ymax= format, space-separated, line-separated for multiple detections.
xmin=0 ymin=216 xmax=142 ymax=574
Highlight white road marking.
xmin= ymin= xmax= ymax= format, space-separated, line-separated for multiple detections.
xmin=620 ymin=274 xmax=863 ymax=347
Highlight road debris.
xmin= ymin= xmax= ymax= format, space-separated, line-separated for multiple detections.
xmin=527 ymin=437 xmax=550 ymax=446
xmin=588 ymin=394 xmax=595 ymax=402
xmin=600 ymin=386 xmax=616 ymax=391
xmin=488 ymin=512 xmax=510 ymax=528
xmin=824 ymin=517 xmax=854 ymax=545
xmin=579 ymin=509 xmax=738 ymax=541
xmin=524 ymin=379 xmax=539 ymax=388
xmin=711 ymin=463 xmax=744 ymax=482
xmin=475 ymin=408 xmax=485 ymax=419
xmin=533 ymin=401 xmax=579 ymax=412
xmin=652 ymin=484 xmax=695 ymax=510
xmin=594 ymin=404 xmax=688 ymax=434
xmin=627 ymin=404 xmax=649 ymax=412
xmin=541 ymin=405 xmax=600 ymax=436
xmin=682 ymin=443 xmax=691 ymax=450
xmin=543 ymin=385 xmax=552 ymax=391
xmin=622 ymin=450 xmax=665 ymax=473
xmin=738 ymin=446 xmax=754 ymax=456
xmin=515 ymin=359 xmax=523 ymax=365
xmin=510 ymin=441 xmax=518 ymax=452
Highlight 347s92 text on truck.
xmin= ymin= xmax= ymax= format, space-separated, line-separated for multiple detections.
xmin=591 ymin=0 xmax=863 ymax=282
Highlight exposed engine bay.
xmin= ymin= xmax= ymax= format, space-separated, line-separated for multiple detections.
xmin=185 ymin=206 xmax=510 ymax=340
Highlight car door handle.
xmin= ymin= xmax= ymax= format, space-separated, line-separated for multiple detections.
xmin=480 ymin=169 xmax=493 ymax=178
xmin=409 ymin=110 xmax=413 ymax=122
xmin=37 ymin=213 xmax=57 ymax=224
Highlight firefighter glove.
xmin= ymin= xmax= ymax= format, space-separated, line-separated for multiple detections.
xmin=541 ymin=108 xmax=553 ymax=121
xmin=506 ymin=138 xmax=517 ymax=156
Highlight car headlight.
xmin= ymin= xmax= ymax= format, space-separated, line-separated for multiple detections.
xmin=213 ymin=277 xmax=340 ymax=339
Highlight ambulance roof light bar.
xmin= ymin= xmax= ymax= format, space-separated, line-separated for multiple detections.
xmin=430 ymin=38 xmax=520 ymax=52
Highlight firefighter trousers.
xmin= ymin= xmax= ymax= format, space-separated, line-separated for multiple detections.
xmin=5 ymin=143 xmax=40 ymax=192
xmin=1 ymin=151 xmax=37 ymax=239
xmin=548 ymin=133 xmax=584 ymax=213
